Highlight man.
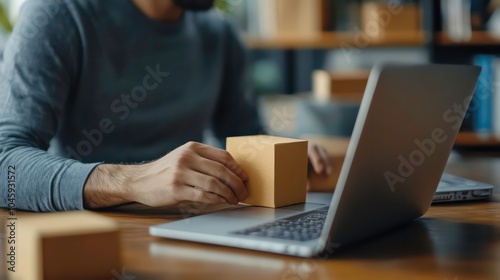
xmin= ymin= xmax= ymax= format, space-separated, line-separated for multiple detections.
xmin=0 ymin=0 xmax=331 ymax=212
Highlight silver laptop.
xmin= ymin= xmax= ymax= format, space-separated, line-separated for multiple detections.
xmin=150 ymin=64 xmax=481 ymax=257
xmin=435 ymin=173 xmax=493 ymax=202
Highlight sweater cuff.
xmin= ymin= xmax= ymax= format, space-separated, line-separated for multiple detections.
xmin=58 ymin=162 xmax=100 ymax=211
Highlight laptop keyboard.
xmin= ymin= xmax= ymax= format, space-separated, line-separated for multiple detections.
xmin=233 ymin=207 xmax=329 ymax=242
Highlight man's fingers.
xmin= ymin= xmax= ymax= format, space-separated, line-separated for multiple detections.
xmin=317 ymin=146 xmax=332 ymax=174
xmin=308 ymin=144 xmax=333 ymax=175
xmin=193 ymin=157 xmax=248 ymax=201
xmin=185 ymin=171 xmax=240 ymax=205
xmin=178 ymin=187 xmax=226 ymax=205
xmin=191 ymin=142 xmax=248 ymax=181
xmin=308 ymin=145 xmax=324 ymax=174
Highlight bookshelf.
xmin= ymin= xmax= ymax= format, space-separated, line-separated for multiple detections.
xmin=426 ymin=0 xmax=500 ymax=147
xmin=436 ymin=31 xmax=500 ymax=46
xmin=245 ymin=32 xmax=428 ymax=49
xmin=454 ymin=132 xmax=500 ymax=148
xmin=241 ymin=0 xmax=500 ymax=148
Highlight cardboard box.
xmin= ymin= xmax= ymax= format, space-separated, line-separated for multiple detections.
xmin=361 ymin=3 xmax=421 ymax=41
xmin=275 ymin=0 xmax=322 ymax=38
xmin=7 ymin=211 xmax=121 ymax=280
xmin=226 ymin=135 xmax=308 ymax=208
xmin=313 ymin=70 xmax=369 ymax=102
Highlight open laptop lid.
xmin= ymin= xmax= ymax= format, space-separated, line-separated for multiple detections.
xmin=315 ymin=64 xmax=481 ymax=253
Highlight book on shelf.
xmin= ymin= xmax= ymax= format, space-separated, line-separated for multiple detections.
xmin=494 ymin=57 xmax=500 ymax=136
xmin=462 ymin=54 xmax=500 ymax=136
xmin=473 ymin=55 xmax=493 ymax=133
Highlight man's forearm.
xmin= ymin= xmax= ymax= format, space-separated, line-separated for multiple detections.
xmin=83 ymin=164 xmax=136 ymax=209
xmin=83 ymin=142 xmax=251 ymax=209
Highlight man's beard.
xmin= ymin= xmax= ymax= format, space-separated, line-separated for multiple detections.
xmin=173 ymin=0 xmax=215 ymax=11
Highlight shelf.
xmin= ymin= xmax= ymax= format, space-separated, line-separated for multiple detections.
xmin=245 ymin=32 xmax=428 ymax=49
xmin=436 ymin=31 xmax=500 ymax=46
xmin=454 ymin=132 xmax=500 ymax=147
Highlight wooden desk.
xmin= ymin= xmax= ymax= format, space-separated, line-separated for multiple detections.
xmin=90 ymin=152 xmax=500 ymax=280
xmin=2 ymin=153 xmax=499 ymax=280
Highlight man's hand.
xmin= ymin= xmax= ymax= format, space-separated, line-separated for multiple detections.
xmin=83 ymin=142 xmax=248 ymax=209
xmin=308 ymin=144 xmax=332 ymax=175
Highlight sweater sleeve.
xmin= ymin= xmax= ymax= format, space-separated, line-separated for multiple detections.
xmin=0 ymin=0 xmax=99 ymax=212
xmin=211 ymin=19 xmax=265 ymax=143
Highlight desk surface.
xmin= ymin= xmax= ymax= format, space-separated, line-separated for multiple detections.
xmin=92 ymin=152 xmax=500 ymax=280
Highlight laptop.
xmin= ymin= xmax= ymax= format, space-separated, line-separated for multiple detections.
xmin=150 ymin=64 xmax=482 ymax=257
xmin=435 ymin=173 xmax=493 ymax=202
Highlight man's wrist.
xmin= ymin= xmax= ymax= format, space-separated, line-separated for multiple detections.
xmin=83 ymin=164 xmax=137 ymax=209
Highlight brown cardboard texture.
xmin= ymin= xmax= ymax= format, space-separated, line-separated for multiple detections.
xmin=226 ymin=135 xmax=308 ymax=208
xmin=361 ymin=3 xmax=421 ymax=41
xmin=7 ymin=211 xmax=121 ymax=280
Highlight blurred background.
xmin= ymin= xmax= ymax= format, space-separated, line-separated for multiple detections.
xmin=1 ymin=0 xmax=499 ymax=148
xmin=225 ymin=0 xmax=500 ymax=149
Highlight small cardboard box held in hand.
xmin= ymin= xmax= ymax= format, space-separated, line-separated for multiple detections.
xmin=226 ymin=135 xmax=308 ymax=208
xmin=6 ymin=211 xmax=121 ymax=280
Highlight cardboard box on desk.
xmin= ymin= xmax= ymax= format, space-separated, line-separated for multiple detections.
xmin=226 ymin=135 xmax=308 ymax=208
xmin=7 ymin=211 xmax=121 ymax=280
